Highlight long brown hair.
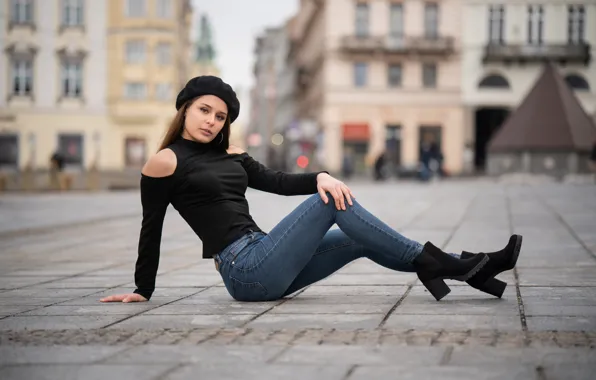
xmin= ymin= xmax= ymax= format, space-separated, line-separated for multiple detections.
xmin=158 ymin=98 xmax=231 ymax=152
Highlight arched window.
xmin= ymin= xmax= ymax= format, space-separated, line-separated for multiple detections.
xmin=565 ymin=74 xmax=590 ymax=91
xmin=478 ymin=74 xmax=510 ymax=89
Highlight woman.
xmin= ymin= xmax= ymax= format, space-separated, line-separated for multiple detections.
xmin=101 ymin=76 xmax=522 ymax=304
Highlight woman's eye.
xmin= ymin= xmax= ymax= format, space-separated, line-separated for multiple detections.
xmin=200 ymin=107 xmax=208 ymax=113
xmin=217 ymin=115 xmax=225 ymax=121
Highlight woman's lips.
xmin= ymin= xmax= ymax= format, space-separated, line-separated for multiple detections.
xmin=199 ymin=129 xmax=213 ymax=136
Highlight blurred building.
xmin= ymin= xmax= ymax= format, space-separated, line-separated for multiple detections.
xmin=0 ymin=0 xmax=194 ymax=191
xmin=106 ymin=0 xmax=192 ymax=175
xmin=462 ymin=0 xmax=596 ymax=173
xmin=191 ymin=13 xmax=220 ymax=77
xmin=487 ymin=63 xmax=596 ymax=177
xmin=248 ymin=25 xmax=291 ymax=167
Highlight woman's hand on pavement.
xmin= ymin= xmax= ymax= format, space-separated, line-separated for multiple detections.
xmin=316 ymin=173 xmax=355 ymax=211
xmin=100 ymin=293 xmax=147 ymax=303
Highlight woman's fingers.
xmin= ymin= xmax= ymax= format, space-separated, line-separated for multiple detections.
xmin=100 ymin=294 xmax=147 ymax=303
xmin=342 ymin=185 xmax=353 ymax=206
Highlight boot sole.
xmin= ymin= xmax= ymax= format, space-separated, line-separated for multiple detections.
xmin=468 ymin=234 xmax=523 ymax=298
xmin=422 ymin=254 xmax=490 ymax=301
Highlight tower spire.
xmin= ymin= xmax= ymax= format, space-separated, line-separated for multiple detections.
xmin=196 ymin=14 xmax=215 ymax=63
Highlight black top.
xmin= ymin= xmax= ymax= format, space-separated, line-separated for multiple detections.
xmin=133 ymin=137 xmax=323 ymax=299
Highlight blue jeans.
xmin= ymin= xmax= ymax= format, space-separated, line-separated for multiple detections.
xmin=214 ymin=194 xmax=424 ymax=302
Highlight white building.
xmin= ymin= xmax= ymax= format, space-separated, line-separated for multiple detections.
xmin=0 ymin=0 xmax=109 ymax=173
xmin=461 ymin=0 xmax=596 ymax=171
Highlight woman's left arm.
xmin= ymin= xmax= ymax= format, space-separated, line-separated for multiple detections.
xmin=231 ymin=146 xmax=355 ymax=208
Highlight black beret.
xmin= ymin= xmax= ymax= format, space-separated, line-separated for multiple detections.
xmin=175 ymin=76 xmax=240 ymax=123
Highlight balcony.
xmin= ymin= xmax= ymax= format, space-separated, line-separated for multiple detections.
xmin=339 ymin=35 xmax=385 ymax=54
xmin=339 ymin=35 xmax=455 ymax=56
xmin=483 ymin=43 xmax=591 ymax=65
xmin=385 ymin=36 xmax=455 ymax=55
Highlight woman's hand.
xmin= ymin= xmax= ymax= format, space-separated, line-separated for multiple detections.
xmin=316 ymin=173 xmax=355 ymax=210
xmin=100 ymin=293 xmax=147 ymax=303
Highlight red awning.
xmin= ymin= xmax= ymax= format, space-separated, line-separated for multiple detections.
xmin=342 ymin=123 xmax=370 ymax=141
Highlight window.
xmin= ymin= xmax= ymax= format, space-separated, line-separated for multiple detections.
xmin=61 ymin=60 xmax=83 ymax=98
xmin=565 ymin=74 xmax=590 ymax=91
xmin=355 ymin=3 xmax=369 ymax=37
xmin=568 ymin=5 xmax=585 ymax=43
xmin=156 ymin=43 xmax=171 ymax=65
xmin=527 ymin=5 xmax=544 ymax=45
xmin=389 ymin=3 xmax=404 ymax=37
xmin=424 ymin=3 xmax=439 ymax=39
xmin=11 ymin=57 xmax=33 ymax=96
xmin=156 ymin=0 xmax=172 ymax=18
xmin=125 ymin=40 xmax=146 ymax=63
xmin=11 ymin=0 xmax=33 ymax=24
xmin=354 ymin=62 xmax=367 ymax=87
xmin=62 ymin=0 xmax=83 ymax=26
xmin=58 ymin=134 xmax=84 ymax=166
xmin=124 ymin=82 xmax=146 ymax=99
xmin=0 ymin=135 xmax=19 ymax=167
xmin=488 ymin=5 xmax=505 ymax=45
xmin=155 ymin=83 xmax=171 ymax=100
xmin=125 ymin=0 xmax=145 ymax=17
xmin=478 ymin=74 xmax=510 ymax=88
xmin=125 ymin=137 xmax=146 ymax=167
xmin=388 ymin=64 xmax=402 ymax=87
xmin=422 ymin=63 xmax=437 ymax=88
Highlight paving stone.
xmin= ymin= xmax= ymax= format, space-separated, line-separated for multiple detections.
xmin=449 ymin=347 xmax=596 ymax=366
xmin=27 ymin=277 xmax=133 ymax=289
xmin=145 ymin=304 xmax=271 ymax=315
xmin=275 ymin=345 xmax=445 ymax=365
xmin=246 ymin=314 xmax=384 ymax=329
xmin=0 ymin=277 xmax=64 ymax=289
xmin=542 ymin=364 xmax=596 ymax=380
xmin=269 ymin=302 xmax=392 ymax=314
xmin=107 ymin=344 xmax=284 ymax=364
xmin=20 ymin=304 xmax=155 ymax=316
xmin=298 ymin=285 xmax=407 ymax=297
xmin=0 ymin=316 xmax=125 ymax=330
xmin=521 ymin=287 xmax=596 ymax=316
xmin=0 ymin=288 xmax=105 ymax=301
xmin=163 ymin=363 xmax=348 ymax=380
xmin=106 ymin=315 xmax=255 ymax=329
xmin=0 ymin=305 xmax=40 ymax=316
xmin=383 ymin=315 xmax=522 ymax=330
xmin=526 ymin=316 xmax=596 ymax=331
xmin=517 ymin=268 xmax=596 ymax=287
xmin=0 ymin=364 xmax=177 ymax=380
xmin=316 ymin=273 xmax=417 ymax=286
xmin=348 ymin=365 xmax=536 ymax=380
xmin=0 ymin=346 xmax=128 ymax=365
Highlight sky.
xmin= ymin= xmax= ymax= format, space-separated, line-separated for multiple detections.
xmin=191 ymin=0 xmax=299 ymax=121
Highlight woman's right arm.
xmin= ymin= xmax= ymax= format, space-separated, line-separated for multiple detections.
xmin=100 ymin=149 xmax=177 ymax=303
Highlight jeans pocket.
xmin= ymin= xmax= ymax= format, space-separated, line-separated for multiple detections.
xmin=229 ymin=276 xmax=269 ymax=302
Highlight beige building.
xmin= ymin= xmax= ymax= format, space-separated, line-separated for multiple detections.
xmin=291 ymin=0 xmax=464 ymax=176
xmin=0 ymin=0 xmax=194 ymax=190
xmin=106 ymin=0 xmax=193 ymax=173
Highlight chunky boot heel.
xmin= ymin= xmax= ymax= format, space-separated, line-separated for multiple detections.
xmin=422 ymin=278 xmax=451 ymax=301
xmin=473 ymin=277 xmax=507 ymax=298
xmin=413 ymin=242 xmax=489 ymax=301
xmin=461 ymin=234 xmax=523 ymax=298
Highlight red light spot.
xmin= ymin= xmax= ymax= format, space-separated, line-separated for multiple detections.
xmin=297 ymin=155 xmax=309 ymax=169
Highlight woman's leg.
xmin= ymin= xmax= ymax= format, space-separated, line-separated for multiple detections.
xmin=225 ymin=194 xmax=422 ymax=301
xmin=281 ymin=228 xmax=416 ymax=297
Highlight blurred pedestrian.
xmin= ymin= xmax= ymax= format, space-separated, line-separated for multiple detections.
xmin=100 ymin=75 xmax=522 ymax=305
xmin=373 ymin=152 xmax=386 ymax=181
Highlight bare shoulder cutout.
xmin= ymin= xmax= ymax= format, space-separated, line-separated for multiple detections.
xmin=142 ymin=148 xmax=177 ymax=178
xmin=227 ymin=145 xmax=246 ymax=155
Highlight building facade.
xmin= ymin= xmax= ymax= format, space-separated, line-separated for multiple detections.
xmin=0 ymin=0 xmax=194 ymax=190
xmin=0 ymin=0 xmax=109 ymax=179
xmin=106 ymin=0 xmax=192 ymax=173
xmin=462 ymin=0 xmax=596 ymax=172
xmin=291 ymin=0 xmax=465 ymax=176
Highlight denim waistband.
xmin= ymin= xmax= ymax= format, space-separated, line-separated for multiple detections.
xmin=215 ymin=230 xmax=265 ymax=263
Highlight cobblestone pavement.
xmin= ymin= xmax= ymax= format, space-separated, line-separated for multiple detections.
xmin=1 ymin=180 xmax=595 ymax=379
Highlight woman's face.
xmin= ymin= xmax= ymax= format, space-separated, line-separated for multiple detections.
xmin=181 ymin=95 xmax=228 ymax=143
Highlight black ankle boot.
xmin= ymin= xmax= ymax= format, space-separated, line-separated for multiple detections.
xmin=413 ymin=242 xmax=489 ymax=301
xmin=460 ymin=234 xmax=523 ymax=298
